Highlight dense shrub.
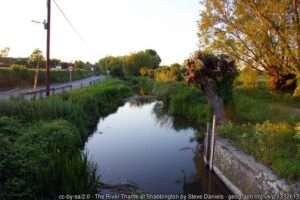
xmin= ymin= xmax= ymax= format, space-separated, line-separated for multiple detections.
xmin=169 ymin=87 xmax=208 ymax=123
xmin=0 ymin=79 xmax=132 ymax=199
xmin=128 ymin=76 xmax=155 ymax=95
xmin=10 ymin=64 xmax=27 ymax=71
xmin=154 ymin=65 xmax=182 ymax=82
xmin=128 ymin=77 xmax=209 ymax=123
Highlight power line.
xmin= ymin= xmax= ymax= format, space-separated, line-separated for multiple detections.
xmin=52 ymin=0 xmax=96 ymax=61
xmin=52 ymin=0 xmax=87 ymax=44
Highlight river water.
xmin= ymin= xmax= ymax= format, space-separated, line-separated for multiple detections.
xmin=84 ymin=100 xmax=230 ymax=195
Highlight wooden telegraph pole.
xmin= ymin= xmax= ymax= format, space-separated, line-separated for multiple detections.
xmin=45 ymin=0 xmax=51 ymax=96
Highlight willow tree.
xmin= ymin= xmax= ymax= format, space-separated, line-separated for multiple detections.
xmin=198 ymin=0 xmax=300 ymax=93
xmin=185 ymin=51 xmax=237 ymax=123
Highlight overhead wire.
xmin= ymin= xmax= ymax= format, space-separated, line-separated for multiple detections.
xmin=52 ymin=0 xmax=86 ymax=43
xmin=52 ymin=0 xmax=95 ymax=61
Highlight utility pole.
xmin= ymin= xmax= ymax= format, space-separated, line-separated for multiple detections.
xmin=45 ymin=0 xmax=51 ymax=96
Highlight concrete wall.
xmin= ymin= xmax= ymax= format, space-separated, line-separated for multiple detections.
xmin=209 ymin=137 xmax=300 ymax=195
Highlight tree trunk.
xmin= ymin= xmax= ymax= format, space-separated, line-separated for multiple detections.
xmin=201 ymin=79 xmax=225 ymax=124
xmin=268 ymin=73 xmax=297 ymax=92
xmin=33 ymin=63 xmax=40 ymax=90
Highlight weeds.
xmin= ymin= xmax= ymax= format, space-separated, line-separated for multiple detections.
xmin=128 ymin=77 xmax=209 ymax=123
xmin=218 ymin=121 xmax=300 ymax=181
xmin=0 ymin=79 xmax=132 ymax=199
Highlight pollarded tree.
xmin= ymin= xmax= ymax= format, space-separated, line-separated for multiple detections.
xmin=184 ymin=50 xmax=237 ymax=123
xmin=198 ymin=0 xmax=300 ymax=92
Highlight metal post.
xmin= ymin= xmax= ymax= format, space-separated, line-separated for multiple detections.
xmin=45 ymin=0 xmax=51 ymax=96
xmin=204 ymin=122 xmax=210 ymax=164
xmin=209 ymin=115 xmax=216 ymax=171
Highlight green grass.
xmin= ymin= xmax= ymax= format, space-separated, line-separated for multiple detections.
xmin=219 ymin=86 xmax=300 ymax=181
xmin=232 ymin=87 xmax=300 ymax=123
xmin=219 ymin=121 xmax=300 ymax=181
xmin=0 ymin=67 xmax=94 ymax=90
xmin=0 ymin=79 xmax=132 ymax=200
xmin=128 ymin=77 xmax=209 ymax=124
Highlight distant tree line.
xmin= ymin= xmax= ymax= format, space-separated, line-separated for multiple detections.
xmin=97 ymin=49 xmax=161 ymax=77
xmin=140 ymin=63 xmax=184 ymax=82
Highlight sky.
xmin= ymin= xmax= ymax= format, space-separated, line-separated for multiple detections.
xmin=0 ymin=0 xmax=200 ymax=65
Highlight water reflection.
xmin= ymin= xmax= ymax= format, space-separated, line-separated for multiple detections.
xmin=151 ymin=102 xmax=206 ymax=143
xmin=85 ymin=100 xmax=230 ymax=195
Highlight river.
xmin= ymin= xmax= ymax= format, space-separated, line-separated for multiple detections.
xmin=84 ymin=100 xmax=230 ymax=195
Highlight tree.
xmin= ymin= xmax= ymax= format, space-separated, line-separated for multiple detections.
xmin=97 ymin=49 xmax=161 ymax=77
xmin=123 ymin=52 xmax=151 ymax=76
xmin=0 ymin=47 xmax=10 ymax=58
xmin=28 ymin=49 xmax=44 ymax=67
xmin=184 ymin=51 xmax=237 ymax=123
xmin=153 ymin=64 xmax=183 ymax=82
xmin=198 ymin=0 xmax=300 ymax=92
xmin=145 ymin=49 xmax=161 ymax=68
xmin=74 ymin=60 xmax=86 ymax=70
xmin=28 ymin=49 xmax=45 ymax=89
xmin=123 ymin=50 xmax=162 ymax=76
xmin=97 ymin=56 xmax=124 ymax=77
xmin=238 ymin=67 xmax=259 ymax=89
xmin=51 ymin=59 xmax=61 ymax=67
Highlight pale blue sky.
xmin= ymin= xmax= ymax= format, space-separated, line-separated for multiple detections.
xmin=0 ymin=0 xmax=200 ymax=64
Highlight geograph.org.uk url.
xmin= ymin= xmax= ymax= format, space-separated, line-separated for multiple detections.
xmin=57 ymin=193 xmax=300 ymax=200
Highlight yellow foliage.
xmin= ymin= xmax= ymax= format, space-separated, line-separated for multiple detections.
xmin=139 ymin=67 xmax=154 ymax=77
xmin=256 ymin=121 xmax=294 ymax=135
xmin=139 ymin=67 xmax=148 ymax=76
xmin=154 ymin=67 xmax=180 ymax=82
xmin=295 ymin=122 xmax=300 ymax=134
xmin=293 ymin=85 xmax=300 ymax=97
xmin=238 ymin=67 xmax=259 ymax=88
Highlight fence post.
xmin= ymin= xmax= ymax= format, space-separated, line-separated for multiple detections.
xmin=209 ymin=115 xmax=216 ymax=171
xmin=204 ymin=122 xmax=210 ymax=164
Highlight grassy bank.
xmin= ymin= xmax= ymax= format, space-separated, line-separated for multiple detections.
xmin=0 ymin=79 xmax=132 ymax=200
xmin=128 ymin=77 xmax=209 ymax=125
xmin=219 ymin=87 xmax=300 ymax=181
xmin=0 ymin=68 xmax=94 ymax=90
